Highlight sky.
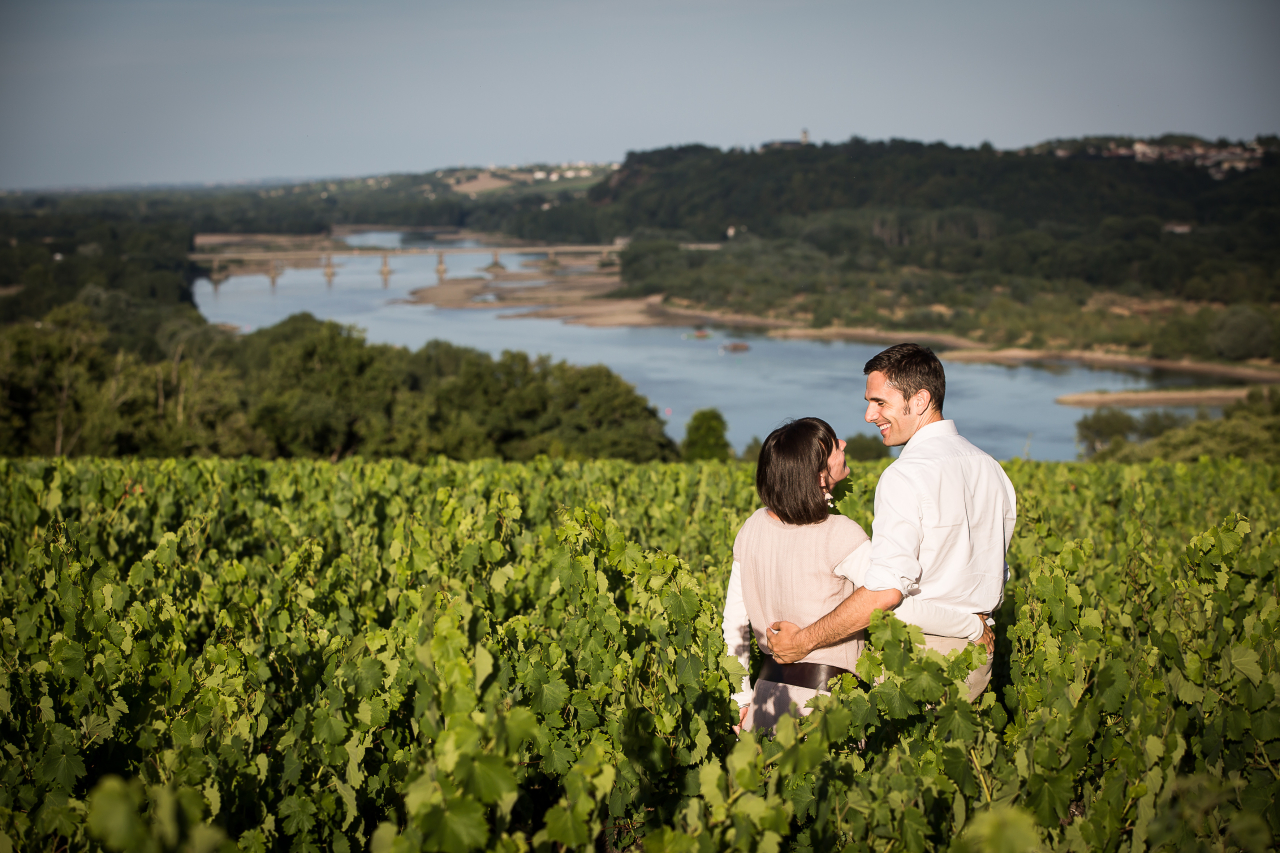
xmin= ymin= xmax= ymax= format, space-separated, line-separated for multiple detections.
xmin=1 ymin=0 xmax=1278 ymax=189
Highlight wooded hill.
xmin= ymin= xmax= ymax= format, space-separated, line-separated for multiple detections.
xmin=5 ymin=135 xmax=1277 ymax=305
xmin=0 ymin=215 xmax=677 ymax=462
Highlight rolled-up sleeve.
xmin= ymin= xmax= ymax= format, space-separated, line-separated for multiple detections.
xmin=863 ymin=466 xmax=924 ymax=594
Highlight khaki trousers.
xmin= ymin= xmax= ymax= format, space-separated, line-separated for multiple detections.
xmin=742 ymin=679 xmax=825 ymax=732
xmin=921 ymin=634 xmax=992 ymax=702
xmin=744 ymin=636 xmax=991 ymax=732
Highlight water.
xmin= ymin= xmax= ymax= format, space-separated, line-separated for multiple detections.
xmin=194 ymin=231 xmax=1223 ymax=461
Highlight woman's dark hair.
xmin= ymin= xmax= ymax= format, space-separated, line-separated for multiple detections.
xmin=756 ymin=417 xmax=838 ymax=525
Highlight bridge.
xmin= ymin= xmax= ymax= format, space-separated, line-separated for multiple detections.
xmin=191 ymin=243 xmax=722 ymax=288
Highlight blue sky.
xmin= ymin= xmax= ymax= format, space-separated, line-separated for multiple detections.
xmin=2 ymin=0 xmax=1277 ymax=189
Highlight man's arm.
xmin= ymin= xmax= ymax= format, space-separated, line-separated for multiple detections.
xmin=768 ymin=586 xmax=903 ymax=663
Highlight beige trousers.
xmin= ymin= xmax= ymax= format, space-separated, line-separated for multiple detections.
xmin=744 ymin=637 xmax=991 ymax=732
xmin=921 ymin=634 xmax=993 ymax=702
xmin=742 ymin=679 xmax=825 ymax=732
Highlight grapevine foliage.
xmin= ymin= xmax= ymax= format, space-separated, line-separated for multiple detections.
xmin=0 ymin=456 xmax=1277 ymax=852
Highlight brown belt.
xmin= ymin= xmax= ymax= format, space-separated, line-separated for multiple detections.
xmin=758 ymin=655 xmax=853 ymax=691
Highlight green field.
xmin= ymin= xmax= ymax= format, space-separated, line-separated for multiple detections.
xmin=2 ymin=456 xmax=1278 ymax=852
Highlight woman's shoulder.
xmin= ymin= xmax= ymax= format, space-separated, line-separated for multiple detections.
xmin=733 ymin=507 xmax=773 ymax=545
xmin=820 ymin=513 xmax=869 ymax=545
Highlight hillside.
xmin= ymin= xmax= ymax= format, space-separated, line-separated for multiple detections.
xmin=3 ymin=134 xmax=1277 ymax=370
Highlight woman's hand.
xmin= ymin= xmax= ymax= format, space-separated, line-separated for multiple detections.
xmin=733 ymin=703 xmax=750 ymax=734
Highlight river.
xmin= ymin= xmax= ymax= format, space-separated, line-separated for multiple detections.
xmin=192 ymin=231 xmax=1224 ymax=461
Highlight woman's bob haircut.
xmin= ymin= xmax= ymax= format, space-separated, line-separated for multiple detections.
xmin=756 ymin=417 xmax=839 ymax=526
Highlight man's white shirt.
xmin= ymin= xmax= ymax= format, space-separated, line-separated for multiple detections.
xmin=861 ymin=419 xmax=1017 ymax=613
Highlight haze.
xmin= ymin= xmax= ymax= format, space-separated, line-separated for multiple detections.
xmin=2 ymin=0 xmax=1278 ymax=189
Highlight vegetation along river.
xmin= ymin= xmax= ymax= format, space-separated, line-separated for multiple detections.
xmin=193 ymin=231 xmax=1228 ymax=461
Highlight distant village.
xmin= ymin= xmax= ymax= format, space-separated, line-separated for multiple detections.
xmin=433 ymin=161 xmax=622 ymax=199
xmin=1019 ymin=136 xmax=1273 ymax=180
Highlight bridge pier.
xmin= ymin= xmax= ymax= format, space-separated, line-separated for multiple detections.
xmin=485 ymin=250 xmax=506 ymax=272
xmin=323 ymin=254 xmax=336 ymax=287
xmin=268 ymin=261 xmax=280 ymax=289
xmin=436 ymin=252 xmax=448 ymax=283
xmin=380 ymin=253 xmax=393 ymax=288
xmin=541 ymin=249 xmax=560 ymax=271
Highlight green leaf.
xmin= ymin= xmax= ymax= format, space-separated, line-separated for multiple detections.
xmin=1230 ymin=646 xmax=1263 ymax=686
xmin=1097 ymin=661 xmax=1130 ymax=713
xmin=279 ymin=794 xmax=317 ymax=835
xmin=901 ymin=806 xmax=929 ymax=853
xmin=313 ymin=708 xmax=348 ymax=744
xmin=720 ymin=653 xmax=748 ymax=684
xmin=458 ymin=755 xmax=517 ymax=804
xmin=502 ymin=707 xmax=538 ymax=752
xmin=544 ymin=802 xmax=590 ymax=848
xmin=570 ymin=692 xmax=600 ymax=729
xmin=474 ymin=644 xmax=494 ymax=692
xmin=39 ymin=743 xmax=86 ymax=791
xmin=936 ymin=701 xmax=980 ymax=743
xmin=542 ymin=739 xmax=574 ymax=775
xmin=87 ymin=776 xmax=146 ymax=851
xmin=902 ymin=661 xmax=947 ymax=703
xmin=425 ymin=797 xmax=489 ymax=853
xmin=352 ymin=658 xmax=383 ymax=698
xmin=660 ymin=587 xmax=699 ymax=622
xmin=872 ymin=679 xmax=913 ymax=719
xmin=1026 ymin=771 xmax=1071 ymax=826
xmin=533 ymin=677 xmax=570 ymax=715
xmin=674 ymin=654 xmax=702 ymax=688
xmin=958 ymin=806 xmax=1043 ymax=853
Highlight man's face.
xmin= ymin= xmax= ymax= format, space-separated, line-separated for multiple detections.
xmin=864 ymin=371 xmax=929 ymax=447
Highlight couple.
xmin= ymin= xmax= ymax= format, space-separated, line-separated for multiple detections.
xmin=722 ymin=343 xmax=1017 ymax=732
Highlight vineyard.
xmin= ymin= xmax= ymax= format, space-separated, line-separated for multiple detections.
xmin=1 ymin=455 xmax=1278 ymax=852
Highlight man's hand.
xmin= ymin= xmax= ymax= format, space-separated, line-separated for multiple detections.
xmin=975 ymin=617 xmax=995 ymax=658
xmin=767 ymin=621 xmax=809 ymax=663
xmin=767 ymin=586 xmax=904 ymax=665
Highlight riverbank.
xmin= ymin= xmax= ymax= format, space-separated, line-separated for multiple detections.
xmin=403 ymin=265 xmax=795 ymax=329
xmin=402 ymin=270 xmax=1280 ymax=384
xmin=211 ymin=229 xmax=1271 ymax=386
xmin=767 ymin=326 xmax=985 ymax=351
xmin=1055 ymin=388 xmax=1252 ymax=407
xmin=943 ymin=347 xmax=1280 ymax=384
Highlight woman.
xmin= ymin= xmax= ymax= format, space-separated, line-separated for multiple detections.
xmin=722 ymin=417 xmax=991 ymax=732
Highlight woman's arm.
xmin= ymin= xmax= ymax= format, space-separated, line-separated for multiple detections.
xmin=721 ymin=561 xmax=753 ymax=711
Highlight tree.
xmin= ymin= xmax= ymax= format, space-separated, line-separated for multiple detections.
xmin=1208 ymin=307 xmax=1273 ymax=361
xmin=682 ymin=408 xmax=732 ymax=461
xmin=845 ymin=433 xmax=889 ymax=461
xmin=1076 ymin=408 xmax=1137 ymax=456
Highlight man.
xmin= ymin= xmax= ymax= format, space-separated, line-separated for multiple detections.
xmin=768 ymin=343 xmax=1016 ymax=700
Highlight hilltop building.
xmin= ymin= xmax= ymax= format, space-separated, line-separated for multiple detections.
xmin=762 ymin=129 xmax=813 ymax=151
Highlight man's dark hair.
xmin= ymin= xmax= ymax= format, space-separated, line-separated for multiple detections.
xmin=756 ymin=417 xmax=837 ymax=526
xmin=863 ymin=343 xmax=946 ymax=415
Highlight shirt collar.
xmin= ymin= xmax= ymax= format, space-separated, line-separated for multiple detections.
xmin=901 ymin=419 xmax=957 ymax=455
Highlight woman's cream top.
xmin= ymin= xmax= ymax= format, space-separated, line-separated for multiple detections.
xmin=723 ymin=508 xmax=983 ymax=707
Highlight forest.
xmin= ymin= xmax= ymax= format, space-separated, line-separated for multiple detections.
xmin=0 ymin=215 xmax=676 ymax=463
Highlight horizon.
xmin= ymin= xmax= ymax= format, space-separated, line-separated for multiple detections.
xmin=2 ymin=130 xmax=1273 ymax=196
xmin=2 ymin=0 xmax=1277 ymax=191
